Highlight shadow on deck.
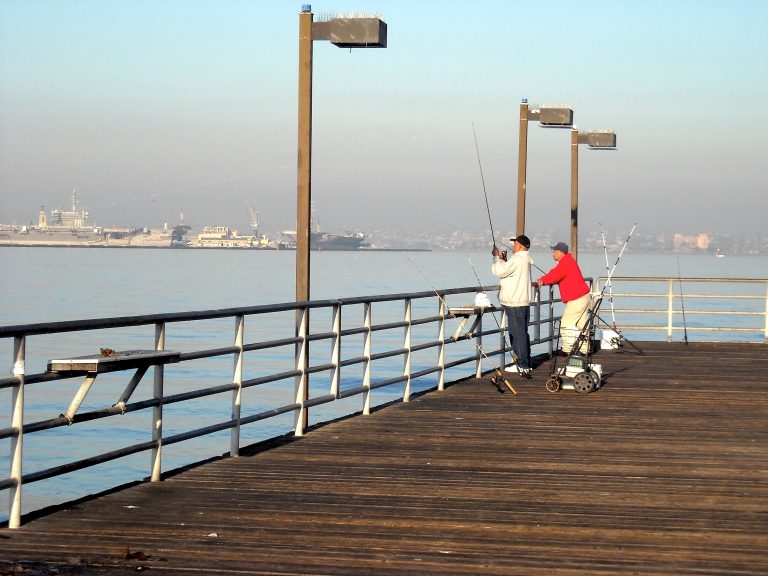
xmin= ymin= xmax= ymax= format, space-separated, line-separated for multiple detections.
xmin=1 ymin=341 xmax=766 ymax=575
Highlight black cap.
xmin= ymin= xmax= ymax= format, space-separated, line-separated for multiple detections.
xmin=509 ymin=235 xmax=531 ymax=249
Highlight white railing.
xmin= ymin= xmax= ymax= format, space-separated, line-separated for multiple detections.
xmin=1 ymin=284 xmax=565 ymax=528
xmin=595 ymin=277 xmax=768 ymax=342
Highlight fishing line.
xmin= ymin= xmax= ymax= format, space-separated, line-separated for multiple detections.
xmin=466 ymin=254 xmax=490 ymax=294
xmin=677 ymin=256 xmax=689 ymax=344
xmin=531 ymin=261 xmax=547 ymax=275
xmin=405 ymin=254 xmax=517 ymax=394
xmin=467 ymin=253 xmax=505 ymax=335
xmin=498 ymin=238 xmax=547 ymax=275
xmin=472 ymin=123 xmax=497 ymax=249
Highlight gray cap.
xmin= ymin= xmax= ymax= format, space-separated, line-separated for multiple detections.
xmin=549 ymin=242 xmax=569 ymax=253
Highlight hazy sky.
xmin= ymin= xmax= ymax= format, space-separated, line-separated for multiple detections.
xmin=1 ymin=0 xmax=767 ymax=238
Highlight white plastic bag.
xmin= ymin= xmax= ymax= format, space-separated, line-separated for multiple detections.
xmin=474 ymin=292 xmax=492 ymax=307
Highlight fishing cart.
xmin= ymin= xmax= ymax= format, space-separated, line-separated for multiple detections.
xmin=545 ymin=294 xmax=604 ymax=394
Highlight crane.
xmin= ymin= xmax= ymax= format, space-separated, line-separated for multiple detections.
xmin=245 ymin=202 xmax=260 ymax=236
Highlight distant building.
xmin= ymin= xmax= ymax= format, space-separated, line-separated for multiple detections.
xmin=674 ymin=233 xmax=710 ymax=252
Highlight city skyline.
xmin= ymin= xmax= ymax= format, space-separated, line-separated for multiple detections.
xmin=1 ymin=1 xmax=767 ymax=236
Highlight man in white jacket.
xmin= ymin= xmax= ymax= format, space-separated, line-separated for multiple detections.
xmin=491 ymin=235 xmax=534 ymax=377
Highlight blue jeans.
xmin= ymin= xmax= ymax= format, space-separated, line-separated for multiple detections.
xmin=503 ymin=305 xmax=531 ymax=369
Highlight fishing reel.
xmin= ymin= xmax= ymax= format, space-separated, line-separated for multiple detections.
xmin=491 ymin=244 xmax=508 ymax=261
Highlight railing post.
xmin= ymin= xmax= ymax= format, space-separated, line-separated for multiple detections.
xmin=500 ymin=307 xmax=507 ymax=368
xmin=8 ymin=336 xmax=26 ymax=529
xmin=362 ymin=302 xmax=372 ymax=415
xmin=294 ymin=306 xmax=309 ymax=436
xmin=533 ymin=284 xmax=541 ymax=346
xmin=437 ymin=298 xmax=445 ymax=391
xmin=231 ymin=314 xmax=244 ymax=457
xmin=667 ymin=279 xmax=674 ymax=342
xmin=548 ymin=286 xmax=555 ymax=356
xmin=764 ymin=281 xmax=768 ymax=344
xmin=331 ymin=303 xmax=341 ymax=397
xmin=151 ymin=322 xmax=165 ymax=482
xmin=475 ymin=313 xmax=483 ymax=378
xmin=403 ymin=298 xmax=412 ymax=402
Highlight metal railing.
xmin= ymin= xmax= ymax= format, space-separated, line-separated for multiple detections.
xmin=1 ymin=284 xmax=564 ymax=528
xmin=595 ymin=276 xmax=768 ymax=342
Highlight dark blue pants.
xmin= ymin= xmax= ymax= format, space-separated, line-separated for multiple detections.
xmin=503 ymin=305 xmax=531 ymax=369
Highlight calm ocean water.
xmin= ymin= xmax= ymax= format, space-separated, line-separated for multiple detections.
xmin=3 ymin=247 xmax=766 ymax=323
xmin=1 ymin=247 xmax=766 ymax=521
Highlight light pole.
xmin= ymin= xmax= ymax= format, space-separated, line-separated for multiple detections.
xmin=570 ymin=130 xmax=616 ymax=260
xmin=295 ymin=5 xmax=386 ymax=433
xmin=516 ymin=99 xmax=573 ymax=235
xmin=296 ymin=5 xmax=387 ymax=303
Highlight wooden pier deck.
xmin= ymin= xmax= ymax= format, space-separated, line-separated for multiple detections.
xmin=1 ymin=341 xmax=766 ymax=575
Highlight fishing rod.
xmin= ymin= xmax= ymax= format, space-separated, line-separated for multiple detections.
xmin=467 ymin=254 xmax=490 ymax=292
xmin=472 ymin=123 xmax=499 ymax=251
xmin=592 ymin=223 xmax=646 ymax=356
xmin=467 ymin=254 xmax=507 ymax=336
xmin=468 ymin=251 xmax=532 ymax=332
xmin=405 ymin=255 xmax=517 ymax=394
xmin=599 ymin=224 xmax=618 ymax=328
xmin=467 ymin=254 xmax=534 ymax=379
xmin=495 ymin=238 xmax=547 ymax=274
xmin=531 ymin=260 xmax=547 ymax=275
xmin=677 ymin=256 xmax=689 ymax=344
xmin=602 ymin=223 xmax=636 ymax=292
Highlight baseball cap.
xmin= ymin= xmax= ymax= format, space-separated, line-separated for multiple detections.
xmin=509 ymin=235 xmax=531 ymax=249
xmin=549 ymin=242 xmax=569 ymax=253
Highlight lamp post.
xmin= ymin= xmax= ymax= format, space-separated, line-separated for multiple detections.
xmin=570 ymin=130 xmax=616 ymax=260
xmin=295 ymin=5 xmax=386 ymax=434
xmin=296 ymin=5 xmax=386 ymax=303
xmin=515 ymin=99 xmax=573 ymax=235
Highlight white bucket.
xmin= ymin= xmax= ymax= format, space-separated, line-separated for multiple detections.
xmin=600 ymin=329 xmax=621 ymax=350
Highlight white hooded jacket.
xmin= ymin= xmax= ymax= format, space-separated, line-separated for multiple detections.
xmin=491 ymin=250 xmax=534 ymax=307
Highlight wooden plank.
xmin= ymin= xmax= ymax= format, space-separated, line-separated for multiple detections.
xmin=1 ymin=341 xmax=766 ymax=575
xmin=47 ymin=349 xmax=180 ymax=373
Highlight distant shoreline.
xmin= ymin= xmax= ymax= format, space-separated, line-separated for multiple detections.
xmin=3 ymin=244 xmax=767 ymax=255
xmin=0 ymin=244 xmax=432 ymax=252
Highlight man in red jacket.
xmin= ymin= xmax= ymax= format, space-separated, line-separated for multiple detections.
xmin=536 ymin=242 xmax=591 ymax=354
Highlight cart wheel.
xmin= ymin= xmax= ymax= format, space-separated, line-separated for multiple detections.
xmin=589 ymin=370 xmax=601 ymax=389
xmin=545 ymin=378 xmax=561 ymax=393
xmin=573 ymin=371 xmax=596 ymax=393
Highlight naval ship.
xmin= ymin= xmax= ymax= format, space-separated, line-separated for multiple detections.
xmin=279 ymin=227 xmax=369 ymax=251
xmin=0 ymin=190 xmax=187 ymax=248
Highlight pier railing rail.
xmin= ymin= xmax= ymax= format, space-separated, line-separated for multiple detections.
xmin=595 ymin=276 xmax=768 ymax=342
xmin=3 ymin=275 xmax=765 ymax=528
xmin=1 ymin=283 xmax=567 ymax=529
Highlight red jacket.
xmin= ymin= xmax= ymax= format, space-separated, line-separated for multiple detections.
xmin=539 ymin=253 xmax=589 ymax=303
